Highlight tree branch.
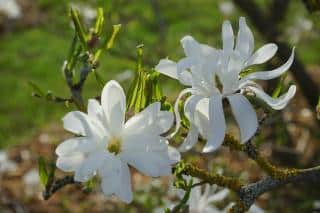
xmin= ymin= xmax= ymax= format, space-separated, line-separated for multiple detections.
xmin=43 ymin=175 xmax=80 ymax=200
xmin=234 ymin=165 xmax=320 ymax=210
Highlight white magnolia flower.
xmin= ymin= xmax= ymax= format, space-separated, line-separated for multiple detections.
xmin=56 ymin=80 xmax=180 ymax=203
xmin=156 ymin=177 xmax=264 ymax=213
xmin=153 ymin=177 xmax=229 ymax=213
xmin=180 ymin=180 xmax=230 ymax=213
xmin=156 ymin=17 xmax=296 ymax=153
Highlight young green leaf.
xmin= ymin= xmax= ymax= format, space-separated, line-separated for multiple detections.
xmin=70 ymin=8 xmax=87 ymax=49
xmin=38 ymin=157 xmax=48 ymax=187
xmin=272 ymin=74 xmax=286 ymax=98
xmin=28 ymin=81 xmax=44 ymax=97
xmin=94 ymin=8 xmax=104 ymax=35
xmin=106 ymin=24 xmax=121 ymax=49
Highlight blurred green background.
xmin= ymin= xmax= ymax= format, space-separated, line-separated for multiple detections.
xmin=1 ymin=0 xmax=319 ymax=148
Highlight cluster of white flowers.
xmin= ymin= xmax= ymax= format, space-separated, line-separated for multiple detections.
xmin=156 ymin=17 xmax=296 ymax=153
xmin=55 ymin=17 xmax=296 ymax=206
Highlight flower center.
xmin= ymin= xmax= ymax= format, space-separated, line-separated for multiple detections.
xmin=107 ymin=137 xmax=122 ymax=155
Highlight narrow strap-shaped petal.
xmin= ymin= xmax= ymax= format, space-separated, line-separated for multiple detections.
xmin=87 ymin=99 xmax=107 ymax=137
xmin=227 ymin=94 xmax=258 ymax=143
xmin=202 ymin=95 xmax=226 ymax=153
xmin=178 ymin=95 xmax=203 ymax=152
xmin=168 ymin=88 xmax=195 ymax=138
xmin=179 ymin=123 xmax=199 ymax=152
xmin=101 ymin=80 xmax=126 ymax=137
xmin=246 ymin=43 xmax=278 ymax=66
xmin=247 ymin=85 xmax=296 ymax=110
xmin=239 ymin=48 xmax=295 ymax=85
xmin=62 ymin=111 xmax=97 ymax=137
xmin=176 ymin=57 xmax=194 ymax=86
xmin=155 ymin=59 xmax=179 ymax=80
xmin=180 ymin=35 xmax=201 ymax=57
xmin=222 ymin=20 xmax=234 ymax=54
xmin=207 ymin=189 xmax=230 ymax=203
xmin=124 ymin=102 xmax=174 ymax=136
xmin=235 ymin=17 xmax=254 ymax=60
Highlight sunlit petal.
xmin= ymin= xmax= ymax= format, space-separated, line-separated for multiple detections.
xmin=228 ymin=94 xmax=258 ymax=143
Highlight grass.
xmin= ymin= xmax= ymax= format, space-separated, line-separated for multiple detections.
xmin=0 ymin=0 xmax=319 ymax=148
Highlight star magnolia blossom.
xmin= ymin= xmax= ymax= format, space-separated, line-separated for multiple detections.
xmin=156 ymin=17 xmax=296 ymax=153
xmin=178 ymin=179 xmax=230 ymax=213
xmin=55 ymin=80 xmax=180 ymax=203
xmin=157 ymin=177 xmax=264 ymax=213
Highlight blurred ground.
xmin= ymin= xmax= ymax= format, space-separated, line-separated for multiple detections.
xmin=0 ymin=0 xmax=320 ymax=212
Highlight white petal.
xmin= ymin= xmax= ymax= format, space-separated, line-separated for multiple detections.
xmin=168 ymin=146 xmax=181 ymax=164
xmin=180 ymin=35 xmax=201 ymax=57
xmin=246 ymin=43 xmax=278 ymax=66
xmin=194 ymin=98 xmax=210 ymax=139
xmin=62 ymin=111 xmax=96 ymax=137
xmin=179 ymin=123 xmax=199 ymax=152
xmin=155 ymin=59 xmax=178 ymax=80
xmin=235 ymin=17 xmax=254 ymax=59
xmin=101 ymin=80 xmax=126 ymax=136
xmin=100 ymin=158 xmax=132 ymax=203
xmin=200 ymin=44 xmax=217 ymax=56
xmin=204 ymin=206 xmax=221 ymax=213
xmin=121 ymin=135 xmax=172 ymax=177
xmin=207 ymin=189 xmax=230 ymax=203
xmin=228 ymin=94 xmax=258 ymax=143
xmin=176 ymin=57 xmax=194 ymax=85
xmin=74 ymin=151 xmax=106 ymax=182
xmin=168 ymin=88 xmax=195 ymax=138
xmin=179 ymin=95 xmax=202 ymax=152
xmin=247 ymin=85 xmax=296 ymax=110
xmin=184 ymin=95 xmax=203 ymax=121
xmin=249 ymin=204 xmax=265 ymax=213
xmin=240 ymin=48 xmax=295 ymax=84
xmin=124 ymin=102 xmax=174 ymax=135
xmin=55 ymin=137 xmax=98 ymax=156
xmin=87 ymin=99 xmax=104 ymax=122
xmin=56 ymin=153 xmax=84 ymax=172
xmin=222 ymin=20 xmax=234 ymax=54
xmin=202 ymin=95 xmax=226 ymax=153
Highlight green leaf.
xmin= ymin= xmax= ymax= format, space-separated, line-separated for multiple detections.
xmin=106 ymin=24 xmax=121 ymax=49
xmin=127 ymin=44 xmax=147 ymax=113
xmin=38 ymin=157 xmax=48 ymax=187
xmin=272 ymin=74 xmax=286 ymax=98
xmin=28 ymin=81 xmax=44 ymax=97
xmin=70 ymin=8 xmax=87 ymax=49
xmin=46 ymin=161 xmax=56 ymax=188
xmin=94 ymin=8 xmax=104 ymax=35
xmin=83 ymin=177 xmax=96 ymax=193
